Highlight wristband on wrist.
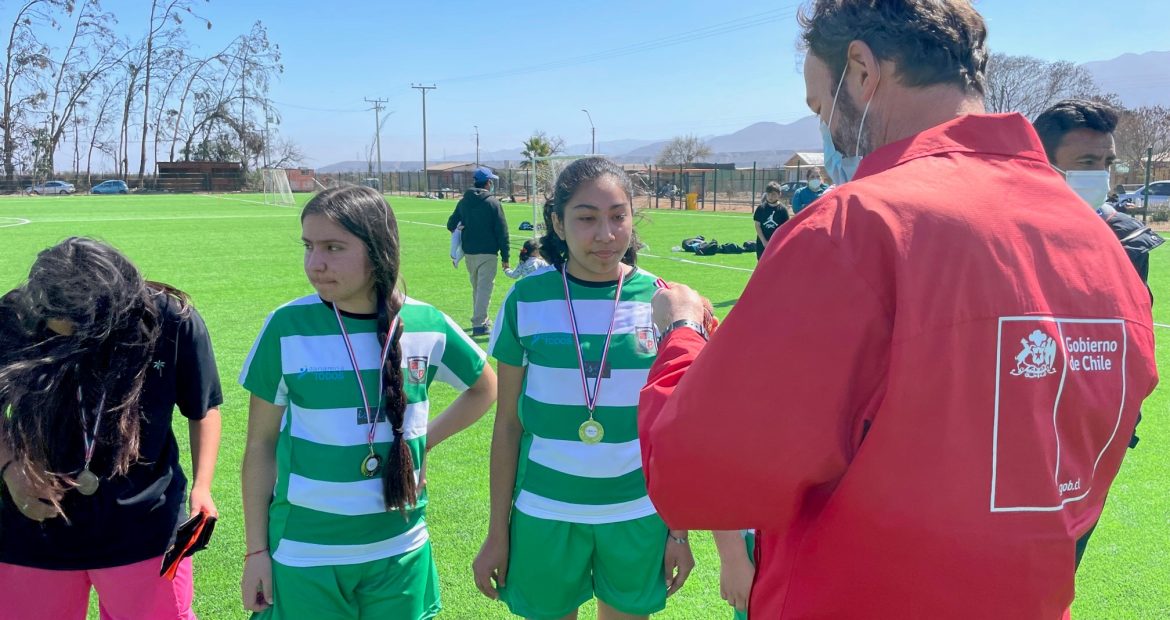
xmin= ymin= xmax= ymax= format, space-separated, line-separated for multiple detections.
xmin=667 ymin=532 xmax=689 ymax=545
xmin=244 ymin=548 xmax=268 ymax=559
xmin=658 ymin=319 xmax=708 ymax=343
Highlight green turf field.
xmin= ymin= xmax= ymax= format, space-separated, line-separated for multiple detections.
xmin=0 ymin=192 xmax=1166 ymax=619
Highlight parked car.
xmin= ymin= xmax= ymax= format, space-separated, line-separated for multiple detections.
xmin=91 ymin=179 xmax=129 ymax=194
xmin=1118 ymin=180 xmax=1170 ymax=209
xmin=779 ymin=180 xmax=807 ymax=199
xmin=29 ymin=180 xmax=76 ymax=195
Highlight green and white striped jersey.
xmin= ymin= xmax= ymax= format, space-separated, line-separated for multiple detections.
xmin=489 ymin=265 xmax=661 ymax=524
xmin=240 ymin=294 xmax=486 ymax=568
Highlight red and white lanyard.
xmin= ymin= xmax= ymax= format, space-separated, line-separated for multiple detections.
xmin=333 ymin=304 xmax=398 ymax=446
xmin=560 ymin=267 xmax=624 ymax=415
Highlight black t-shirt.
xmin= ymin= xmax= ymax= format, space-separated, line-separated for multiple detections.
xmin=0 ymin=292 xmax=223 ymax=569
xmin=753 ymin=203 xmax=790 ymax=240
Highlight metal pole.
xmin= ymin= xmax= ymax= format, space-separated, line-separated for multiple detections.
xmin=751 ymin=161 xmax=757 ymax=206
xmin=411 ymin=84 xmax=436 ymax=195
xmin=713 ymin=169 xmax=718 ymax=212
xmin=474 ymin=125 xmax=480 ymax=167
xmin=582 ymin=109 xmax=595 ymax=155
xmin=365 ymin=97 xmax=387 ymax=193
xmin=1143 ymin=146 xmax=1153 ymax=224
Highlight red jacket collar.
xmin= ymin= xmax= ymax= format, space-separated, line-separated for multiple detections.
xmin=854 ymin=113 xmax=1049 ymax=180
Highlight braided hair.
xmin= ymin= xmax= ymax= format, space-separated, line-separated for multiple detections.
xmin=301 ymin=186 xmax=416 ymax=512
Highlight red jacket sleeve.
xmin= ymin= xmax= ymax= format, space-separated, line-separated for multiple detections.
xmin=639 ymin=228 xmax=893 ymax=531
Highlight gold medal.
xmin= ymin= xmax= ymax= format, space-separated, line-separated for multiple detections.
xmin=578 ymin=419 xmax=605 ymax=445
xmin=361 ymin=452 xmax=382 ymax=478
xmin=76 ymin=469 xmax=100 ymax=496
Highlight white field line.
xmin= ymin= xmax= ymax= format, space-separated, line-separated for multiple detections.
xmin=0 ymin=217 xmax=31 ymax=228
xmin=2 ymin=213 xmax=297 ymax=225
xmin=396 ymin=219 xmax=756 ymax=274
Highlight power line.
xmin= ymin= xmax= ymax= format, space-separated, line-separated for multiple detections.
xmin=433 ymin=5 xmax=801 ymax=85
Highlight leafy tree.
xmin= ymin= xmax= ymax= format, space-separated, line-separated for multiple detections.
xmin=657 ymin=134 xmax=712 ymax=166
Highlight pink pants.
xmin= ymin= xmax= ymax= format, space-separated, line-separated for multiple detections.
xmin=0 ymin=555 xmax=195 ymax=620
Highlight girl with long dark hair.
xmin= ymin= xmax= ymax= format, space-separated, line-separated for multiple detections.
xmin=0 ymin=237 xmax=223 ymax=619
xmin=240 ymin=185 xmax=497 ymax=619
xmin=472 ymin=157 xmax=694 ymax=620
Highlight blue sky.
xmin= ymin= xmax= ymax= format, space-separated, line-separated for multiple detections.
xmin=13 ymin=0 xmax=1170 ymax=166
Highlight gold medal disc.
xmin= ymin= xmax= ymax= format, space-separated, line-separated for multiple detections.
xmin=578 ymin=420 xmax=605 ymax=445
xmin=362 ymin=453 xmax=383 ymax=478
xmin=76 ymin=469 xmax=100 ymax=496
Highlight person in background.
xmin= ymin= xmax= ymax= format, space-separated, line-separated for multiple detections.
xmin=790 ymin=172 xmax=827 ymax=214
xmin=504 ymin=239 xmax=550 ymax=279
xmin=752 ymin=182 xmax=790 ymax=260
xmin=1033 ymin=99 xmax=1164 ymax=288
xmin=447 ymin=166 xmax=511 ymax=336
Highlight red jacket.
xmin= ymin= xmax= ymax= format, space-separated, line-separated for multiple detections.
xmin=639 ymin=114 xmax=1157 ymax=619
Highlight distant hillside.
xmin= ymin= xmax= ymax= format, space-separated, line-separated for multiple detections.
xmin=1082 ymin=50 xmax=1170 ymax=108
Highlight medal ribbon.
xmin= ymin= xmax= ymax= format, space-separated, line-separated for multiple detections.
xmin=561 ymin=267 xmax=624 ymax=417
xmin=333 ymin=304 xmax=398 ymax=450
xmin=78 ymin=387 xmax=106 ymax=471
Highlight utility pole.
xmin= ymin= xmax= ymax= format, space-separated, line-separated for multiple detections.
xmin=365 ymin=97 xmax=388 ymax=192
xmin=582 ymin=109 xmax=595 ymax=155
xmin=474 ymin=125 xmax=480 ymax=167
xmin=411 ymin=84 xmax=436 ymax=195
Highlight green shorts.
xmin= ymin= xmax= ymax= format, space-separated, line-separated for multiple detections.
xmin=500 ymin=509 xmax=668 ymax=619
xmin=733 ymin=530 xmax=757 ymax=620
xmin=254 ymin=540 xmax=440 ymax=620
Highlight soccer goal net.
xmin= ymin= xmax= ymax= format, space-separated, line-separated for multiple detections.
xmin=261 ymin=168 xmax=295 ymax=207
xmin=526 ymin=154 xmax=591 ymax=238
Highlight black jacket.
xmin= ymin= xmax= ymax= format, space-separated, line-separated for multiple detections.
xmin=447 ymin=188 xmax=510 ymax=262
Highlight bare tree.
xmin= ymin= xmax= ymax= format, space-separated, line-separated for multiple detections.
xmin=657 ymin=134 xmax=712 ymax=166
xmin=40 ymin=0 xmax=123 ymax=176
xmin=984 ymin=53 xmax=1099 ymax=119
xmin=1115 ymin=105 xmax=1170 ymax=183
xmin=85 ymin=75 xmax=121 ymax=183
xmin=2 ymin=0 xmax=62 ymax=189
xmin=136 ymin=0 xmax=211 ymax=186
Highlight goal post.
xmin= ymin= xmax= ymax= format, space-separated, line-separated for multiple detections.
xmin=526 ymin=154 xmax=592 ymax=239
xmin=261 ymin=168 xmax=295 ymax=207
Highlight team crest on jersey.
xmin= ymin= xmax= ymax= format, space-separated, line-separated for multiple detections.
xmin=1010 ymin=329 xmax=1058 ymax=379
xmin=636 ymin=326 xmax=657 ymax=354
xmin=407 ymin=356 xmax=428 ymax=384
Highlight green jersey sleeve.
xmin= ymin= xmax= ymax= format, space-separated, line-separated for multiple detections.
xmin=436 ymin=311 xmax=487 ymax=390
xmin=488 ymin=285 xmax=525 ymax=367
xmin=239 ymin=312 xmax=288 ymax=406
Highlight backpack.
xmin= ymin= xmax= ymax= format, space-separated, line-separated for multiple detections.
xmin=519 ymin=221 xmax=534 ymax=231
xmin=681 ymin=235 xmax=705 ymax=253
xmin=694 ymin=240 xmax=720 ymax=256
xmin=742 ymin=241 xmax=757 ymax=253
xmin=720 ymin=243 xmax=743 ymax=254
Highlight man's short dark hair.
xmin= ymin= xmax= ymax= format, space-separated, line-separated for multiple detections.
xmin=474 ymin=179 xmax=491 ymax=189
xmin=799 ymin=0 xmax=988 ymax=96
xmin=1032 ymin=99 xmax=1120 ymax=162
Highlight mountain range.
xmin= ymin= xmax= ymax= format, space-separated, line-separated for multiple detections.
xmin=319 ymin=50 xmax=1170 ymax=173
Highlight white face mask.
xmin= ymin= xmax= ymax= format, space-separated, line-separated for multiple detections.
xmin=808 ymin=179 xmax=823 ymax=191
xmin=1060 ymin=169 xmax=1110 ymax=208
xmin=821 ymin=56 xmax=878 ymax=185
